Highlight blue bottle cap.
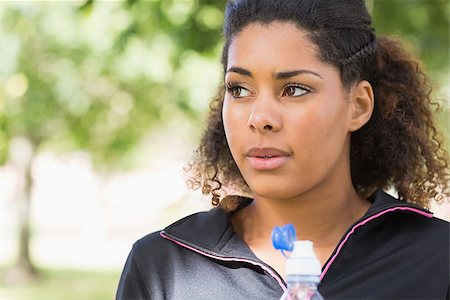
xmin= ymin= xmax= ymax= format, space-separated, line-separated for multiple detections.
xmin=271 ymin=224 xmax=296 ymax=252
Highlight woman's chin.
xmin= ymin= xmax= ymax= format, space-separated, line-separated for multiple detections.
xmin=248 ymin=184 xmax=304 ymax=201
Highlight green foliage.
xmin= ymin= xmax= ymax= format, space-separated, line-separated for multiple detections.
xmin=0 ymin=0 xmax=226 ymax=168
xmin=372 ymin=0 xmax=449 ymax=82
xmin=0 ymin=0 xmax=448 ymax=168
xmin=0 ymin=118 xmax=7 ymax=164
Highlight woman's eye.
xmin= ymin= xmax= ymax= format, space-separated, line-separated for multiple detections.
xmin=282 ymin=84 xmax=311 ymax=97
xmin=227 ymin=85 xmax=252 ymax=98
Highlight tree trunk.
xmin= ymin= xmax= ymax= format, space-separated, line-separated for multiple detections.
xmin=16 ymin=153 xmax=37 ymax=276
xmin=2 ymin=138 xmax=38 ymax=284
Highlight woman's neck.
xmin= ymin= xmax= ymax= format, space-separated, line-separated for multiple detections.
xmin=230 ymin=185 xmax=371 ymax=268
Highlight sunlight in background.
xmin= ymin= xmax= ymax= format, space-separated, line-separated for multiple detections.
xmin=0 ymin=0 xmax=221 ymax=281
xmin=0 ymin=129 xmax=211 ymax=270
xmin=0 ymin=1 xmax=449 ymax=299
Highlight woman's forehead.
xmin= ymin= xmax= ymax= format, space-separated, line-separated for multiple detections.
xmin=226 ymin=22 xmax=329 ymax=76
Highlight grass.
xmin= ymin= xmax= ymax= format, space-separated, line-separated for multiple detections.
xmin=0 ymin=267 xmax=121 ymax=300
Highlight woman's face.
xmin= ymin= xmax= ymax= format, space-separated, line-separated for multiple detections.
xmin=222 ymin=22 xmax=355 ymax=200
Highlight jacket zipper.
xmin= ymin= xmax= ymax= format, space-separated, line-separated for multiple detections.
xmin=160 ymin=231 xmax=288 ymax=293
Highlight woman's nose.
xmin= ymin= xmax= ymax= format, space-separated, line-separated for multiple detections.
xmin=247 ymin=98 xmax=282 ymax=133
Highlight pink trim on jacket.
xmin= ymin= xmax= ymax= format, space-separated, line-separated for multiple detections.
xmin=161 ymin=206 xmax=432 ymax=293
xmin=160 ymin=231 xmax=287 ymax=293
xmin=320 ymin=206 xmax=433 ymax=281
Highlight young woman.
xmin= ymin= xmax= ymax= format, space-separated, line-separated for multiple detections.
xmin=117 ymin=0 xmax=449 ymax=299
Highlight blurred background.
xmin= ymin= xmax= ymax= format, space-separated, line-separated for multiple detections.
xmin=0 ymin=0 xmax=448 ymax=299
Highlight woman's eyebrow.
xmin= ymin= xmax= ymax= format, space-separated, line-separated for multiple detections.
xmin=225 ymin=67 xmax=322 ymax=80
xmin=274 ymin=69 xmax=323 ymax=80
xmin=226 ymin=66 xmax=253 ymax=77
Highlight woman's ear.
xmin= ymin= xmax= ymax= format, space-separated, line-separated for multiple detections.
xmin=348 ymin=80 xmax=374 ymax=132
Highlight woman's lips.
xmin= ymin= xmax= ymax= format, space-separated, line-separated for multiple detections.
xmin=245 ymin=148 xmax=290 ymax=170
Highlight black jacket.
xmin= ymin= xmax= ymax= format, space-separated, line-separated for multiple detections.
xmin=117 ymin=190 xmax=449 ymax=299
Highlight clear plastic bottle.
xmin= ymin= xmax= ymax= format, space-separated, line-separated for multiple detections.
xmin=279 ymin=241 xmax=324 ymax=300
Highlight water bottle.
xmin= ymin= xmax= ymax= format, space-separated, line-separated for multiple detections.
xmin=272 ymin=225 xmax=324 ymax=300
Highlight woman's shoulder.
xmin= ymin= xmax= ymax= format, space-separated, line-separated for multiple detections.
xmin=418 ymin=214 xmax=449 ymax=245
xmin=364 ymin=190 xmax=449 ymax=252
xmin=131 ymin=207 xmax=230 ymax=255
xmin=117 ymin=209 xmax=231 ymax=299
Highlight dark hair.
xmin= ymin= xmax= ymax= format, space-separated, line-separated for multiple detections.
xmin=186 ymin=0 xmax=449 ymax=210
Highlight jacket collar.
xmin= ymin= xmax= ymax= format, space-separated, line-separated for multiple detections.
xmin=163 ymin=203 xmax=258 ymax=260
xmin=162 ymin=189 xmax=431 ymax=258
xmin=365 ymin=189 xmax=431 ymax=216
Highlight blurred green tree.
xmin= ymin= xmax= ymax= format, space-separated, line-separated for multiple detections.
xmin=371 ymin=0 xmax=449 ymax=81
xmin=0 ymin=0 xmax=448 ymax=280
xmin=0 ymin=0 xmax=226 ymax=279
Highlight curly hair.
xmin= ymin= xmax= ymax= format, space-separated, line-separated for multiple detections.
xmin=185 ymin=0 xmax=449 ymax=210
